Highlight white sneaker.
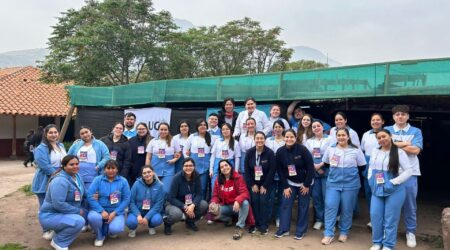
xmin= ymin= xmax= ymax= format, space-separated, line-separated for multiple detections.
xmin=369 ymin=244 xmax=382 ymax=250
xmin=50 ymin=239 xmax=68 ymax=250
xmin=276 ymin=218 xmax=280 ymax=228
xmin=148 ymin=227 xmax=156 ymax=235
xmin=207 ymin=220 xmax=214 ymax=225
xmin=128 ymin=229 xmax=136 ymax=238
xmin=94 ymin=238 xmax=104 ymax=247
xmin=382 ymin=247 xmax=392 ymax=250
xmin=406 ymin=232 xmax=417 ymax=248
xmin=367 ymin=222 xmax=372 ymax=228
xmin=181 ymin=213 xmax=186 ymax=221
xmin=313 ymin=221 xmax=323 ymax=230
xmin=81 ymin=225 xmax=88 ymax=232
xmin=42 ymin=230 xmax=54 ymax=241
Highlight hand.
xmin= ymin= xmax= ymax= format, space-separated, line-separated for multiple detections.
xmin=174 ymin=152 xmax=181 ymax=158
xmin=260 ymin=186 xmax=267 ymax=195
xmin=96 ymin=166 xmax=99 ymax=171
xmin=93 ymin=192 xmax=99 ymax=200
xmin=314 ymin=163 xmax=322 ymax=171
xmin=317 ymin=169 xmax=324 ymax=175
xmin=209 ymin=171 xmax=213 ymax=178
xmin=101 ymin=211 xmax=109 ymax=220
xmin=79 ymin=209 xmax=84 ymax=216
xmin=167 ymin=159 xmax=176 ymax=164
xmin=251 ymin=185 xmax=259 ymax=193
xmin=107 ymin=211 xmax=116 ymax=224
xmin=232 ymin=201 xmax=240 ymax=212
xmin=300 ymin=184 xmax=309 ymax=195
xmin=137 ymin=215 xmax=144 ymax=225
xmin=283 ymin=187 xmax=292 ymax=199
xmin=142 ymin=217 xmax=149 ymax=226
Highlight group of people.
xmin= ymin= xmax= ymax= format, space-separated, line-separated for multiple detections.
xmin=31 ymin=98 xmax=422 ymax=250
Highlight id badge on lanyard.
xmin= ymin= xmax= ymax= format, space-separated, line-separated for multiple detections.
xmin=221 ymin=149 xmax=229 ymax=159
xmin=185 ymin=194 xmax=193 ymax=205
xmin=288 ymin=164 xmax=297 ymax=176
xmin=198 ymin=147 xmax=205 ymax=158
xmin=79 ymin=151 xmax=88 ymax=162
xmin=376 ymin=172 xmax=385 ymax=184
xmin=142 ymin=199 xmax=151 ymax=210
xmin=137 ymin=146 xmax=145 ymax=154
xmin=74 ymin=190 xmax=81 ymax=201
xmin=158 ymin=148 xmax=166 ymax=159
xmin=110 ymin=151 xmax=118 ymax=161
xmin=312 ymin=148 xmax=321 ymax=158
xmin=255 ymin=166 xmax=263 ymax=181
xmin=330 ymin=154 xmax=340 ymax=167
xmin=110 ymin=192 xmax=120 ymax=204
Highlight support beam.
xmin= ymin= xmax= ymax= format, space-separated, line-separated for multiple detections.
xmin=59 ymin=106 xmax=75 ymax=141
xmin=10 ymin=114 xmax=17 ymax=160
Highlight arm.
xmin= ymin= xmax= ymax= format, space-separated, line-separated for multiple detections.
xmin=115 ymin=178 xmax=131 ymax=215
xmin=234 ymin=175 xmax=250 ymax=204
xmin=167 ymin=176 xmax=186 ymax=210
xmin=261 ymin=112 xmax=271 ymax=135
xmin=302 ymin=147 xmax=315 ymax=188
xmin=34 ymin=145 xmax=56 ymax=176
xmin=145 ymin=184 xmax=164 ymax=220
xmin=129 ymin=183 xmax=141 ymax=216
xmin=232 ymin=112 xmax=242 ymax=137
xmin=86 ymin=178 xmax=104 ymax=213
xmin=209 ymin=143 xmax=217 ymax=175
xmin=97 ymin=141 xmax=111 ymax=171
xmin=287 ymin=100 xmax=300 ymax=121
xmin=50 ymin=179 xmax=81 ymax=214
xmin=67 ymin=141 xmax=78 ymax=156
xmin=244 ymin=149 xmax=254 ymax=187
xmin=234 ymin=143 xmax=241 ymax=172
xmin=262 ymin=151 xmax=276 ymax=189
xmin=391 ymin=150 xmax=414 ymax=185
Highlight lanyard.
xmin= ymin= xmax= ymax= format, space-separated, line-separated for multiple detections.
xmin=256 ymin=152 xmax=261 ymax=166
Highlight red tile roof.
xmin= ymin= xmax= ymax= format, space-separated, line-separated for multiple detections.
xmin=0 ymin=66 xmax=70 ymax=116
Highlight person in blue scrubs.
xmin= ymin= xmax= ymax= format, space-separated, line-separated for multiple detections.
xmin=39 ymin=155 xmax=86 ymax=250
xmin=173 ymin=120 xmax=190 ymax=174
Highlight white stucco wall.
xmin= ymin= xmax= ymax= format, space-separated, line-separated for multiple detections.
xmin=0 ymin=115 xmax=39 ymax=139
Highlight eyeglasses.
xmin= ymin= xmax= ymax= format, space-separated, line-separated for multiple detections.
xmin=183 ymin=165 xmax=195 ymax=168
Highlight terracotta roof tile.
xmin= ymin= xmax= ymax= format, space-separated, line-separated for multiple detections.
xmin=0 ymin=66 xmax=70 ymax=116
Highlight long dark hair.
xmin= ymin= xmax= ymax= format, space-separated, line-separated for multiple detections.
xmin=222 ymin=97 xmax=235 ymax=113
xmin=297 ymin=113 xmax=314 ymax=144
xmin=377 ymin=129 xmax=400 ymax=176
xmin=80 ymin=125 xmax=94 ymax=141
xmin=182 ymin=157 xmax=199 ymax=179
xmin=335 ymin=128 xmax=358 ymax=148
xmin=221 ymin=123 xmax=235 ymax=150
xmin=158 ymin=122 xmax=172 ymax=147
xmin=42 ymin=124 xmax=60 ymax=154
xmin=218 ymin=159 xmax=235 ymax=185
xmin=136 ymin=122 xmax=153 ymax=146
xmin=196 ymin=119 xmax=211 ymax=147
xmin=178 ymin=120 xmax=191 ymax=137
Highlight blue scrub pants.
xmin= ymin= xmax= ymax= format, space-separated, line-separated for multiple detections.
xmin=268 ymin=180 xmax=282 ymax=221
xmin=160 ymin=175 xmax=174 ymax=194
xmin=126 ymin=213 xmax=163 ymax=230
xmin=198 ymin=172 xmax=209 ymax=200
xmin=279 ymin=185 xmax=310 ymax=236
xmin=363 ymin=156 xmax=372 ymax=212
xmin=370 ymin=185 xmax=406 ymax=249
xmin=312 ymin=176 xmax=327 ymax=223
xmin=250 ymin=186 xmax=272 ymax=230
xmin=39 ymin=213 xmax=85 ymax=248
xmin=403 ymin=176 xmax=418 ymax=234
xmin=324 ymin=188 xmax=358 ymax=237
xmin=88 ymin=211 xmax=125 ymax=240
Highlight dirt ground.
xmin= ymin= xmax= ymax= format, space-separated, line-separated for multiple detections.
xmin=0 ymin=160 xmax=444 ymax=250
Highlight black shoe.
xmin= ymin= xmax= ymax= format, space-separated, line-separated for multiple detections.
xmin=186 ymin=222 xmax=199 ymax=232
xmin=164 ymin=222 xmax=172 ymax=235
xmin=259 ymin=228 xmax=269 ymax=235
xmin=248 ymin=226 xmax=256 ymax=234
xmin=23 ymin=162 xmax=28 ymax=168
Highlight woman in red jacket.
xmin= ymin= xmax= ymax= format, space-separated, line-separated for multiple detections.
xmin=209 ymin=159 xmax=250 ymax=240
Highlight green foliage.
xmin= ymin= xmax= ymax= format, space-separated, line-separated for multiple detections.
xmin=63 ymin=141 xmax=74 ymax=151
xmin=277 ymin=60 xmax=329 ymax=71
xmin=19 ymin=184 xmax=33 ymax=196
xmin=0 ymin=243 xmax=26 ymax=250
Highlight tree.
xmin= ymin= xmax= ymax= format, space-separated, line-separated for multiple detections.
xmin=40 ymin=0 xmax=176 ymax=86
xmin=273 ymin=60 xmax=329 ymax=71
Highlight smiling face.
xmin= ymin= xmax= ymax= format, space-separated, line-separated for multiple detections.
xmin=245 ymin=100 xmax=256 ymax=113
xmin=376 ymin=130 xmax=392 ymax=149
xmin=179 ymin=122 xmax=189 ymax=136
xmin=294 ymin=108 xmax=304 ymax=120
xmin=393 ymin=112 xmax=409 ymax=127
xmin=158 ymin=124 xmax=169 ymax=139
xmin=80 ymin=128 xmax=92 ymax=142
xmin=113 ymin=123 xmax=124 ymax=137
xmin=246 ymin=119 xmax=256 ymax=133
xmin=221 ymin=124 xmax=231 ymax=138
xmin=270 ymin=106 xmax=281 ymax=118
xmin=219 ymin=160 xmax=232 ymax=176
xmin=255 ymin=133 xmax=265 ymax=148
xmin=301 ymin=115 xmax=312 ymax=128
xmin=142 ymin=167 xmax=154 ymax=183
xmin=284 ymin=130 xmax=296 ymax=147
xmin=335 ymin=114 xmax=347 ymax=129
xmin=311 ymin=121 xmax=324 ymax=136
xmin=197 ymin=121 xmax=208 ymax=134
xmin=183 ymin=160 xmax=195 ymax=176
xmin=336 ymin=129 xmax=349 ymax=146
xmin=64 ymin=158 xmax=80 ymax=176
xmin=208 ymin=116 xmax=218 ymax=128
xmin=371 ymin=114 xmax=384 ymax=131
xmin=137 ymin=124 xmax=148 ymax=137
xmin=124 ymin=116 xmax=135 ymax=129
xmin=46 ymin=127 xmax=59 ymax=143
xmin=224 ymin=100 xmax=234 ymax=113
xmin=273 ymin=123 xmax=284 ymax=137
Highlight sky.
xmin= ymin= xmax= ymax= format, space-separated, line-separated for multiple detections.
xmin=1 ymin=0 xmax=449 ymax=65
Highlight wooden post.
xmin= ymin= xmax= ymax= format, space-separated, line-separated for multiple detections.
xmin=10 ymin=114 xmax=17 ymax=160
xmin=59 ymin=106 xmax=76 ymax=141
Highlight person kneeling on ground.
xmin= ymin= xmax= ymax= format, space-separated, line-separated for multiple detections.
xmin=209 ymin=159 xmax=251 ymax=240
xmin=126 ymin=165 xmax=164 ymax=237
xmin=164 ymin=157 xmax=208 ymax=235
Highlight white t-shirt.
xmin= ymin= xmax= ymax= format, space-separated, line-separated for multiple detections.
xmin=50 ymin=145 xmax=67 ymax=168
xmin=361 ymin=130 xmax=379 ymax=157
xmin=233 ymin=109 xmax=270 ymax=137
xmin=305 ymin=136 xmax=332 ymax=160
xmin=77 ymin=145 xmax=97 ymax=163
xmin=146 ymin=138 xmax=178 ymax=157
xmin=329 ymin=126 xmax=361 ymax=147
xmin=322 ymin=146 xmax=366 ymax=168
xmin=239 ymin=134 xmax=255 ymax=153
xmin=265 ymin=137 xmax=285 ymax=155
xmin=184 ymin=133 xmax=213 ymax=157
xmin=173 ymin=134 xmax=189 ymax=154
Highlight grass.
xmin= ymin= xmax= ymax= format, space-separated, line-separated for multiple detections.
xmin=421 ymin=234 xmax=444 ymax=249
xmin=0 ymin=243 xmax=26 ymax=250
xmin=18 ymin=184 xmax=33 ymax=196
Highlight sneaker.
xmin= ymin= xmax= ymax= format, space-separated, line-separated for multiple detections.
xmin=381 ymin=247 xmax=392 ymax=250
xmin=186 ymin=222 xmax=199 ymax=232
xmin=233 ymin=226 xmax=243 ymax=240
xmin=367 ymin=222 xmax=372 ymax=228
xmin=369 ymin=244 xmax=382 ymax=250
xmin=248 ymin=226 xmax=256 ymax=234
xmin=128 ymin=229 xmax=136 ymax=238
xmin=338 ymin=234 xmax=348 ymax=243
xmin=42 ymin=230 xmax=54 ymax=241
xmin=293 ymin=234 xmax=304 ymax=240
xmin=275 ymin=218 xmax=280 ymax=228
xmin=94 ymin=237 xmax=105 ymax=247
xmin=50 ymin=239 xmax=68 ymax=250
xmin=406 ymin=232 xmax=417 ymax=248
xmin=259 ymin=228 xmax=269 ymax=235
xmin=224 ymin=220 xmax=233 ymax=227
xmin=181 ymin=213 xmax=186 ymax=221
xmin=207 ymin=220 xmax=214 ymax=225
xmin=313 ymin=221 xmax=323 ymax=230
xmin=164 ymin=222 xmax=172 ymax=235
xmin=321 ymin=236 xmax=334 ymax=245
xmin=81 ymin=225 xmax=88 ymax=233
xmin=274 ymin=230 xmax=290 ymax=238
xmin=148 ymin=227 xmax=156 ymax=235
xmin=109 ymin=234 xmax=117 ymax=239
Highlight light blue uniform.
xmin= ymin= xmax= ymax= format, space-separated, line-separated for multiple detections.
xmin=123 ymin=128 xmax=137 ymax=139
xmin=146 ymin=138 xmax=179 ymax=194
xmin=265 ymin=136 xmax=285 ymax=220
xmin=39 ymin=171 xmax=86 ymax=248
xmin=173 ymin=134 xmax=189 ymax=174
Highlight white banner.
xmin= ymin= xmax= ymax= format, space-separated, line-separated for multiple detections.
xmin=124 ymin=107 xmax=172 ymax=138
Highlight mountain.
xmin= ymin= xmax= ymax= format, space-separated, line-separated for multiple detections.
xmin=0 ymin=48 xmax=48 ymax=68
xmin=290 ymin=46 xmax=341 ymax=66
xmin=173 ymin=18 xmax=195 ymax=32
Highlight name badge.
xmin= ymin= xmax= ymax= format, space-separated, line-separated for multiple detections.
xmin=110 ymin=192 xmax=120 ymax=204
xmin=255 ymin=166 xmax=263 ymax=181
xmin=158 ymin=148 xmax=166 ymax=159
xmin=142 ymin=199 xmax=151 ymax=210
xmin=137 ymin=146 xmax=145 ymax=154
xmin=79 ymin=151 xmax=88 ymax=161
xmin=221 ymin=150 xmax=229 ymax=159
xmin=198 ymin=148 xmax=205 ymax=158
xmin=288 ymin=164 xmax=297 ymax=176
xmin=312 ymin=148 xmax=321 ymax=158
xmin=110 ymin=151 xmax=118 ymax=161
xmin=185 ymin=194 xmax=193 ymax=205
xmin=330 ymin=154 xmax=340 ymax=167
xmin=74 ymin=190 xmax=81 ymax=201
xmin=376 ymin=172 xmax=385 ymax=184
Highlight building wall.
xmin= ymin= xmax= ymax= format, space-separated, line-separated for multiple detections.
xmin=0 ymin=115 xmax=38 ymax=157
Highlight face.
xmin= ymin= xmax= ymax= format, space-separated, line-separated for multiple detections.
xmin=393 ymin=112 xmax=409 ymax=126
xmin=142 ymin=167 xmax=154 ymax=182
xmin=113 ymin=124 xmax=124 ymax=137
xmin=180 ymin=123 xmax=189 ymax=135
xmin=335 ymin=114 xmax=347 ymax=129
xmin=376 ymin=131 xmax=392 ymax=148
xmin=221 ymin=125 xmax=231 ymax=138
xmin=255 ymin=133 xmax=265 ymax=147
xmin=64 ymin=158 xmax=80 ymax=175
xmin=158 ymin=124 xmax=169 ymax=138
xmin=270 ymin=106 xmax=281 ymax=118
xmin=336 ymin=129 xmax=349 ymax=145
xmin=208 ymin=116 xmax=218 ymax=128
xmin=219 ymin=161 xmax=232 ymax=176
xmin=124 ymin=116 xmax=135 ymax=128
xmin=105 ymin=165 xmax=118 ymax=179
xmin=137 ymin=124 xmax=148 ymax=137
xmin=79 ymin=128 xmax=92 ymax=142
xmin=312 ymin=122 xmax=323 ymax=135
xmin=46 ymin=128 xmax=59 ymax=143
xmin=273 ymin=123 xmax=284 ymax=136
xmin=371 ymin=115 xmax=384 ymax=130
xmin=294 ymin=108 xmax=303 ymax=120
xmin=224 ymin=100 xmax=234 ymax=112
xmin=245 ymin=100 xmax=256 ymax=113
xmin=284 ymin=131 xmax=296 ymax=146
xmin=183 ymin=160 xmax=195 ymax=176
xmin=246 ymin=119 xmax=256 ymax=133
xmin=301 ymin=115 xmax=312 ymax=128
xmin=197 ymin=122 xmax=207 ymax=134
